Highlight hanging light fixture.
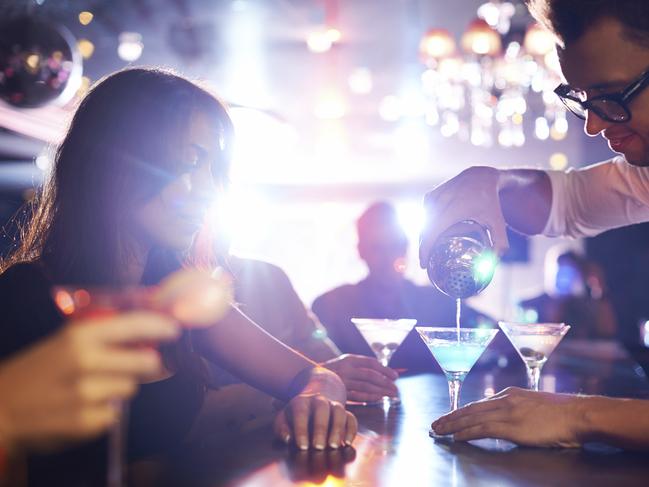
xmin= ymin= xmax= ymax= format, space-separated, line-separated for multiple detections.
xmin=419 ymin=0 xmax=566 ymax=148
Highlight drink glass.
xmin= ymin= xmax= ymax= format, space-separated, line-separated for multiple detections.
xmin=498 ymin=322 xmax=570 ymax=391
xmin=416 ymin=327 xmax=498 ymax=412
xmin=52 ymin=286 xmax=153 ymax=487
xmin=351 ymin=318 xmax=417 ymax=406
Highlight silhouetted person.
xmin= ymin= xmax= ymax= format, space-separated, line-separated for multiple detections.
xmin=519 ymin=247 xmax=618 ymax=339
xmin=312 ymin=201 xmax=492 ymax=373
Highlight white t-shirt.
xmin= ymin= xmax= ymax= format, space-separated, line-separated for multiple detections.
xmin=543 ymin=156 xmax=649 ymax=238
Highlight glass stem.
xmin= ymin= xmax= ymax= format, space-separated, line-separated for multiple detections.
xmin=527 ymin=365 xmax=542 ymax=392
xmin=448 ymin=377 xmax=463 ymax=411
xmin=108 ymin=401 xmax=129 ymax=487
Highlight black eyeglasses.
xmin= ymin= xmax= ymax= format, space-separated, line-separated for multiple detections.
xmin=554 ymin=67 xmax=649 ymax=123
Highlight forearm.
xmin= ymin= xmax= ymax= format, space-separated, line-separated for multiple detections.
xmin=194 ymin=305 xmax=319 ymax=399
xmin=497 ymin=168 xmax=552 ymax=235
xmin=578 ymin=396 xmax=649 ymax=450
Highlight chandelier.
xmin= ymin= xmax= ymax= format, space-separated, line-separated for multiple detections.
xmin=418 ymin=1 xmax=567 ymax=148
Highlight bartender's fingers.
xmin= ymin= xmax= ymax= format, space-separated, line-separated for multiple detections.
xmin=433 ymin=395 xmax=507 ymax=425
xmin=433 ymin=408 xmax=510 ymax=436
xmin=325 ymin=402 xmax=347 ymax=449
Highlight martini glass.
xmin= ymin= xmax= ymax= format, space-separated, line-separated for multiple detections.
xmin=498 ymin=322 xmax=570 ymax=391
xmin=416 ymin=327 xmax=498 ymax=418
xmin=351 ymin=318 xmax=417 ymax=406
xmin=52 ymin=286 xmax=153 ymax=487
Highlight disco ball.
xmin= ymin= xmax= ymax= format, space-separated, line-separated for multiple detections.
xmin=0 ymin=16 xmax=82 ymax=108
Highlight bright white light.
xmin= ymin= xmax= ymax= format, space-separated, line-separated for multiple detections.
xmin=396 ymin=201 xmax=426 ymax=240
xmin=393 ymin=122 xmax=429 ymax=166
xmin=307 ymin=30 xmax=333 ymax=53
xmin=348 ymin=67 xmax=373 ymax=94
xmin=228 ymin=107 xmax=298 ymax=184
xmin=314 ymin=91 xmax=347 ymax=119
xmin=549 ymin=152 xmax=568 ymax=170
xmin=379 ymin=95 xmax=403 ymax=122
xmin=206 ymin=185 xmax=270 ymax=249
xmin=118 ymin=32 xmax=143 ymax=62
xmin=35 ymin=154 xmax=51 ymax=172
xmin=535 ymin=117 xmax=550 ymax=140
xmin=440 ymin=112 xmax=460 ymax=137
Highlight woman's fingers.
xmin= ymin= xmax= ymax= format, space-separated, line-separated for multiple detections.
xmin=345 ymin=380 xmax=395 ymax=400
xmin=288 ymin=397 xmax=311 ymax=450
xmin=343 ymin=368 xmax=398 ymax=395
xmin=344 ymin=411 xmax=358 ymax=447
xmin=326 ymin=402 xmax=347 ymax=449
xmin=280 ymin=396 xmax=358 ymax=450
xmin=311 ymin=396 xmax=331 ymax=450
xmin=273 ymin=409 xmax=292 ymax=444
xmin=74 ymin=311 xmax=180 ymax=345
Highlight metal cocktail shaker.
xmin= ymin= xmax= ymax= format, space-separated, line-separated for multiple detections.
xmin=426 ymin=220 xmax=497 ymax=299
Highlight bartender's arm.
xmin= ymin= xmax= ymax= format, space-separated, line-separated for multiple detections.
xmin=431 ymin=387 xmax=649 ymax=450
xmin=419 ymin=158 xmax=649 ymax=264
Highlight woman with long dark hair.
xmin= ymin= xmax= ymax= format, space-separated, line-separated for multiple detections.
xmin=0 ymin=67 xmax=356 ymax=481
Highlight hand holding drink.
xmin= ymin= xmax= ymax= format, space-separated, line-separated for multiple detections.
xmin=49 ymin=268 xmax=233 ymax=486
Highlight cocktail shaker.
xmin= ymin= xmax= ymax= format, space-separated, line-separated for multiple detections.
xmin=426 ymin=220 xmax=497 ymax=299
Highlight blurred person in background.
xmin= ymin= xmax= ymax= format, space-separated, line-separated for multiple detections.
xmin=0 ymin=67 xmax=357 ymax=484
xmin=312 ymin=201 xmax=493 ymax=375
xmin=519 ymin=246 xmax=618 ymax=339
xmin=422 ymin=0 xmax=649 ymax=450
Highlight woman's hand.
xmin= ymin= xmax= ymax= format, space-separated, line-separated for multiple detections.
xmin=431 ymin=387 xmax=587 ymax=448
xmin=0 ymin=312 xmax=179 ymax=452
xmin=153 ymin=268 xmax=233 ymax=327
xmin=322 ymin=354 xmax=398 ymax=403
xmin=273 ymin=367 xmax=358 ymax=450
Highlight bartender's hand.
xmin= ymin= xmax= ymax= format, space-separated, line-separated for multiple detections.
xmin=322 ymin=354 xmax=398 ymax=403
xmin=0 ymin=312 xmax=179 ymax=452
xmin=431 ymin=387 xmax=586 ymax=448
xmin=419 ymin=166 xmax=509 ymax=267
xmin=274 ymin=367 xmax=358 ymax=450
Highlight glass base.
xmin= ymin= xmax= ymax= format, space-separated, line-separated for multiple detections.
xmin=347 ymin=396 xmax=400 ymax=407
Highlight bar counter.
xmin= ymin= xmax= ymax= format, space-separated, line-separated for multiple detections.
xmin=133 ymin=340 xmax=649 ymax=486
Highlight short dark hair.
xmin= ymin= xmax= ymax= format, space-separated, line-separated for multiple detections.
xmin=526 ymin=0 xmax=649 ymax=48
xmin=356 ymin=201 xmax=405 ymax=241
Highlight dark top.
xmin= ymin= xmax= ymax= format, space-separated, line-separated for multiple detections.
xmin=208 ymin=255 xmax=338 ymax=387
xmin=312 ymin=277 xmax=495 ymax=373
xmin=0 ymin=260 xmax=204 ymax=485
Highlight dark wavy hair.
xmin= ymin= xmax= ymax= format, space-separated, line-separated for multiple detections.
xmin=526 ymin=0 xmax=649 ymax=48
xmin=3 ymin=67 xmax=233 ymax=283
xmin=2 ymin=67 xmax=234 ymax=381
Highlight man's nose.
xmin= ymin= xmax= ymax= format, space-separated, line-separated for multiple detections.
xmin=584 ymin=110 xmax=611 ymax=137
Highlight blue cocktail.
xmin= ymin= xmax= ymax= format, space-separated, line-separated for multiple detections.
xmin=416 ymin=327 xmax=498 ymax=412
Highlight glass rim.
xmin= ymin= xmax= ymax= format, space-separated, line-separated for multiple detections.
xmin=351 ymin=318 xmax=417 ymax=326
xmin=498 ymin=321 xmax=568 ymax=327
xmin=415 ymin=326 xmax=498 ymax=333
xmin=498 ymin=321 xmax=570 ymax=332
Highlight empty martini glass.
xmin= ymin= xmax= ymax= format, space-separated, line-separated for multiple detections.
xmin=416 ymin=326 xmax=498 ymax=432
xmin=498 ymin=322 xmax=570 ymax=391
xmin=351 ymin=318 xmax=417 ymax=406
